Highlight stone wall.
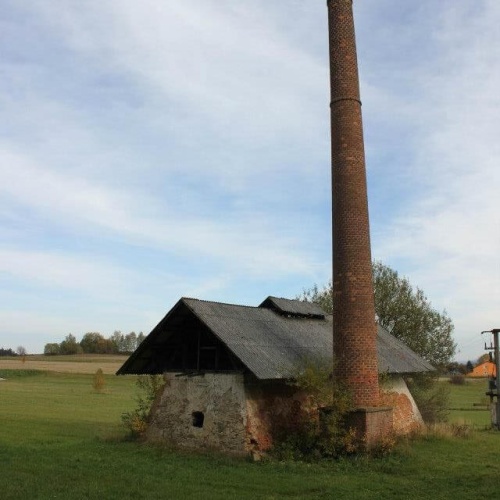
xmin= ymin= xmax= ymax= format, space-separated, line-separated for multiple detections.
xmin=147 ymin=374 xmax=308 ymax=455
xmin=147 ymin=373 xmax=247 ymax=454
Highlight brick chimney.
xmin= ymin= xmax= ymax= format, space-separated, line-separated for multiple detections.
xmin=327 ymin=0 xmax=392 ymax=441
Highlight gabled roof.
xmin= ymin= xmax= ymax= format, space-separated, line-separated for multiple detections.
xmin=117 ymin=296 xmax=434 ymax=379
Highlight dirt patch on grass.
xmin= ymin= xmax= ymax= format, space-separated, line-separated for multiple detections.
xmin=0 ymin=359 xmax=124 ymax=374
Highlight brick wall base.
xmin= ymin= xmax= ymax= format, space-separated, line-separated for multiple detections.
xmin=347 ymin=406 xmax=393 ymax=449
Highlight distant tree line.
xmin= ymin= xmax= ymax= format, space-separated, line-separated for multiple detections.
xmin=0 ymin=348 xmax=18 ymax=357
xmin=44 ymin=331 xmax=145 ymax=356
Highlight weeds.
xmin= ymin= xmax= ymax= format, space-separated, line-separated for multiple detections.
xmin=406 ymin=374 xmax=450 ymax=424
xmin=121 ymin=374 xmax=165 ymax=438
xmin=271 ymin=360 xmax=382 ymax=460
xmin=409 ymin=420 xmax=474 ymax=440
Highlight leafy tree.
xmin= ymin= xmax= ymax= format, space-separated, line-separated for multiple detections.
xmin=80 ymin=332 xmax=117 ymax=354
xmin=298 ymin=261 xmax=456 ymax=367
xmin=123 ymin=332 xmax=138 ymax=353
xmin=59 ymin=334 xmax=82 ymax=355
xmin=466 ymin=360 xmax=474 ymax=373
xmin=80 ymin=332 xmax=105 ymax=354
xmin=44 ymin=343 xmax=60 ymax=356
xmin=137 ymin=332 xmax=145 ymax=348
xmin=96 ymin=337 xmax=115 ymax=354
xmin=110 ymin=331 xmax=125 ymax=353
xmin=372 ymin=262 xmax=455 ymax=367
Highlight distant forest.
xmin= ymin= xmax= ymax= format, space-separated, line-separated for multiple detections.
xmin=44 ymin=331 xmax=145 ymax=355
xmin=0 ymin=348 xmax=18 ymax=357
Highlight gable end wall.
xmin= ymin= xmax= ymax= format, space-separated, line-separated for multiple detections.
xmin=147 ymin=373 xmax=247 ymax=454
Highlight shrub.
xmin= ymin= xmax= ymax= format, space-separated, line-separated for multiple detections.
xmin=122 ymin=374 xmax=165 ymax=438
xmin=92 ymin=368 xmax=105 ymax=393
xmin=449 ymin=374 xmax=466 ymax=385
xmin=270 ymin=360 xmax=368 ymax=460
xmin=406 ymin=374 xmax=449 ymax=424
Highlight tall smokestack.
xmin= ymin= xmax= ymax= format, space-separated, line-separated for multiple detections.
xmin=327 ymin=0 xmax=381 ymax=409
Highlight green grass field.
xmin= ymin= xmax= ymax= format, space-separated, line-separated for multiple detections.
xmin=1 ymin=369 xmax=500 ymax=499
xmin=447 ymin=377 xmax=492 ymax=428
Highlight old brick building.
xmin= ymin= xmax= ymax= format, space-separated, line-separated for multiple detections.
xmin=117 ymin=296 xmax=432 ymax=455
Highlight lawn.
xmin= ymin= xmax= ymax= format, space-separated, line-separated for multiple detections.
xmin=1 ymin=370 xmax=500 ymax=499
xmin=447 ymin=377 xmax=491 ymax=428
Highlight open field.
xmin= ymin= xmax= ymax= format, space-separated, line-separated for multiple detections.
xmin=0 ymin=354 xmax=129 ymax=374
xmin=447 ymin=377 xmax=491 ymax=428
xmin=1 ymin=368 xmax=500 ymax=499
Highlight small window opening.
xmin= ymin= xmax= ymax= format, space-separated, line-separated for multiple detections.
xmin=192 ymin=411 xmax=204 ymax=428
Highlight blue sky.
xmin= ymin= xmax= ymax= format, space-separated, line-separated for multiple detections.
xmin=1 ymin=0 xmax=499 ymax=361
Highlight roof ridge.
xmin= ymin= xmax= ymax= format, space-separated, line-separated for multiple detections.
xmin=182 ymin=297 xmax=260 ymax=310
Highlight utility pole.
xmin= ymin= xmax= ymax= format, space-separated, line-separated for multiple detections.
xmin=482 ymin=329 xmax=500 ymax=429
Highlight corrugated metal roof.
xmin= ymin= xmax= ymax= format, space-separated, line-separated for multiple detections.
xmin=377 ymin=327 xmax=434 ymax=374
xmin=259 ymin=296 xmax=326 ymax=319
xmin=118 ymin=297 xmax=433 ymax=378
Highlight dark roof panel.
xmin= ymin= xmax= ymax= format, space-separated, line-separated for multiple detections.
xmin=259 ymin=296 xmax=326 ymax=319
xmin=118 ymin=297 xmax=434 ymax=378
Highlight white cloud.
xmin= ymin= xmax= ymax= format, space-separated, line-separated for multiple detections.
xmin=0 ymin=147 xmax=321 ymax=279
xmin=0 ymin=248 xmax=126 ymax=295
xmin=2 ymin=0 xmax=498 ymax=360
xmin=26 ymin=0 xmax=326 ymax=148
xmin=373 ymin=1 xmax=500 ymax=358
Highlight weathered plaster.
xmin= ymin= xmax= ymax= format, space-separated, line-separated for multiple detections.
xmin=147 ymin=373 xmax=247 ymax=454
xmin=147 ymin=373 xmax=423 ymax=455
xmin=380 ymin=375 xmax=424 ymax=434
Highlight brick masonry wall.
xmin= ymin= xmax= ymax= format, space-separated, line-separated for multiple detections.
xmin=379 ymin=375 xmax=424 ymax=434
xmin=244 ymin=380 xmax=314 ymax=455
xmin=349 ymin=406 xmax=393 ymax=448
xmin=328 ymin=0 xmax=380 ymax=408
xmin=147 ymin=374 xmax=421 ymax=455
